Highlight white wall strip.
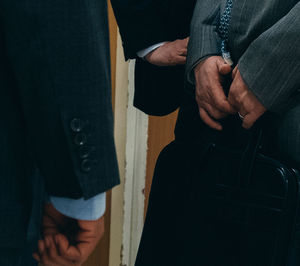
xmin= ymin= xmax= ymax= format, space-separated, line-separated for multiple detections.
xmin=122 ymin=60 xmax=148 ymax=266
xmin=109 ymin=33 xmax=129 ymax=266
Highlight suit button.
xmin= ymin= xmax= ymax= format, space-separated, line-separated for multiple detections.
xmin=79 ymin=146 xmax=91 ymax=159
xmin=70 ymin=118 xmax=84 ymax=132
xmin=74 ymin=133 xmax=87 ymax=146
xmin=81 ymin=159 xmax=91 ymax=172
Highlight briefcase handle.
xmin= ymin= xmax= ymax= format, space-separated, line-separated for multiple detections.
xmin=238 ymin=120 xmax=263 ymax=187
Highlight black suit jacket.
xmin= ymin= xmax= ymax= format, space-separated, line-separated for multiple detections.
xmin=0 ymin=0 xmax=119 ymax=248
xmin=111 ymin=0 xmax=196 ymax=116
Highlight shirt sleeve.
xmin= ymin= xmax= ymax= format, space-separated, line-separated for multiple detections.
xmin=137 ymin=42 xmax=167 ymax=58
xmin=50 ymin=193 xmax=106 ymax=221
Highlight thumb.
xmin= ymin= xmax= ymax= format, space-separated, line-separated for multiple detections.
xmin=183 ymin=37 xmax=190 ymax=47
xmin=216 ymin=58 xmax=232 ymax=75
xmin=232 ymin=66 xmax=238 ymax=79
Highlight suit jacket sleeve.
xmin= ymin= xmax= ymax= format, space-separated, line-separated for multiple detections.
xmin=186 ymin=0 xmax=222 ymax=85
xmin=1 ymin=0 xmax=120 ymax=199
xmin=111 ymin=0 xmax=171 ymax=59
xmin=238 ymin=1 xmax=300 ymax=113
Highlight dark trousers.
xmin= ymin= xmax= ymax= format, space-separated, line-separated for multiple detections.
xmin=0 ymin=170 xmax=43 ymax=266
xmin=135 ymin=102 xmax=300 ymax=266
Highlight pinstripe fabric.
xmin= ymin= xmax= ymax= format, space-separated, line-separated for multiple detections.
xmin=187 ymin=0 xmax=300 ymax=113
xmin=186 ymin=0 xmax=222 ymax=84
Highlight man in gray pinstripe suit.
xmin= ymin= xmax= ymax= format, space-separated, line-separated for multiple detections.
xmin=187 ymin=0 xmax=300 ymax=127
xmin=187 ymin=0 xmax=300 ymax=264
xmin=187 ymin=0 xmax=300 ymax=169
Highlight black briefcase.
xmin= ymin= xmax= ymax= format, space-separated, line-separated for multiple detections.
xmin=186 ymin=117 xmax=300 ymax=266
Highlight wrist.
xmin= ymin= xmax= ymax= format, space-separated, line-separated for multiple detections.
xmin=137 ymin=42 xmax=167 ymax=59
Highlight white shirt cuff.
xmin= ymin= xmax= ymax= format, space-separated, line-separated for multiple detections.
xmin=137 ymin=42 xmax=167 ymax=58
xmin=50 ymin=193 xmax=106 ymax=221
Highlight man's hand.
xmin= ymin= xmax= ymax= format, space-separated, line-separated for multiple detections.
xmin=194 ymin=56 xmax=236 ymax=130
xmin=33 ymin=204 xmax=105 ymax=266
xmin=228 ymin=66 xmax=266 ymax=129
xmin=145 ymin=38 xmax=189 ymax=66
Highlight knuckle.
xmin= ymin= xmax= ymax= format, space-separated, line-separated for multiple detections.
xmin=216 ymin=101 xmax=227 ymax=111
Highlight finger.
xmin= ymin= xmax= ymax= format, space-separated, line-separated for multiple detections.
xmin=56 ymin=234 xmax=82 ymax=262
xmin=242 ymin=112 xmax=259 ymax=129
xmin=40 ymin=237 xmax=60 ymax=266
xmin=46 ymin=236 xmax=76 ymax=266
xmin=212 ymin=86 xmax=236 ymax=114
xmin=64 ymin=245 xmax=82 ymax=262
xmin=237 ymin=105 xmax=247 ymax=119
xmin=199 ymin=108 xmax=223 ymax=131
xmin=38 ymin=239 xmax=46 ymax=254
xmin=40 ymin=245 xmax=52 ymax=266
xmin=178 ymin=37 xmax=189 ymax=48
xmin=228 ymin=91 xmax=244 ymax=112
xmin=232 ymin=66 xmax=238 ymax=79
xmin=208 ymin=68 xmax=236 ymax=114
xmin=227 ymin=88 xmax=236 ymax=107
xmin=203 ymin=102 xmax=228 ymax=120
xmin=219 ymin=64 xmax=232 ymax=76
xmin=179 ymin=48 xmax=187 ymax=56
xmin=46 ymin=235 xmax=60 ymax=260
xmin=216 ymin=58 xmax=232 ymax=75
xmin=228 ymin=77 xmax=249 ymax=111
xmin=56 ymin=234 xmax=69 ymax=257
xmin=37 ymin=239 xmax=53 ymax=265
xmin=174 ymin=55 xmax=186 ymax=65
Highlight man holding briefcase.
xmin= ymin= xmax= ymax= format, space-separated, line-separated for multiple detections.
xmin=187 ymin=0 xmax=300 ymax=265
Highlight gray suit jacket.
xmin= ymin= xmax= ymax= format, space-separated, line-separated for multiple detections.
xmin=187 ymin=0 xmax=300 ymax=113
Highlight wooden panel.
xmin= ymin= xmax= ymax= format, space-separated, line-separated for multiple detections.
xmin=144 ymin=111 xmax=178 ymax=218
xmin=84 ymin=2 xmax=117 ymax=266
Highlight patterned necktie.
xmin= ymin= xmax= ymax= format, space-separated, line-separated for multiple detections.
xmin=218 ymin=0 xmax=233 ymax=66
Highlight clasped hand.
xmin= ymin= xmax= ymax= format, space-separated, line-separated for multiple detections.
xmin=194 ymin=56 xmax=266 ymax=130
xmin=33 ymin=204 xmax=105 ymax=266
xmin=145 ymin=37 xmax=189 ymax=66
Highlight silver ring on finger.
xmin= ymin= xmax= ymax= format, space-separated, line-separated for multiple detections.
xmin=238 ymin=112 xmax=245 ymax=120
